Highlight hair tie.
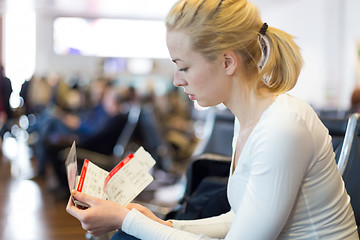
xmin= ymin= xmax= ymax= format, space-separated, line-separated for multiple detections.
xmin=257 ymin=22 xmax=273 ymax=85
xmin=259 ymin=23 xmax=268 ymax=35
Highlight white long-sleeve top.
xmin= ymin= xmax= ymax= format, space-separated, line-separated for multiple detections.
xmin=122 ymin=94 xmax=359 ymax=239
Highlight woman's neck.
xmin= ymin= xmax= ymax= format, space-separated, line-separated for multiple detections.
xmin=226 ymin=84 xmax=277 ymax=130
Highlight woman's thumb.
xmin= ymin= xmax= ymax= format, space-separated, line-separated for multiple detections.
xmin=72 ymin=190 xmax=92 ymax=205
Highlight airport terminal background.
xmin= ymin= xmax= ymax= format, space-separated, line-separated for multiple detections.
xmin=0 ymin=0 xmax=360 ymax=239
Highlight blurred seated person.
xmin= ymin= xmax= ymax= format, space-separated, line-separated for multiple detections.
xmin=21 ymin=73 xmax=74 ymax=117
xmin=32 ymin=81 xmax=132 ymax=191
xmin=350 ymin=86 xmax=360 ymax=113
xmin=45 ymin=80 xmax=118 ymax=145
xmin=20 ymin=75 xmax=52 ymax=116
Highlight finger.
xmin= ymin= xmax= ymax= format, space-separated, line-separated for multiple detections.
xmin=125 ymin=203 xmax=139 ymax=210
xmin=66 ymin=200 xmax=83 ymax=219
xmin=127 ymin=203 xmax=146 ymax=212
xmin=66 ymin=196 xmax=80 ymax=215
xmin=71 ymin=190 xmax=95 ymax=206
xmin=66 ymin=195 xmax=90 ymax=220
xmin=66 ymin=196 xmax=75 ymax=210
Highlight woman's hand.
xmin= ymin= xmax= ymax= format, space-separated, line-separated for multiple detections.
xmin=66 ymin=190 xmax=130 ymax=236
xmin=126 ymin=203 xmax=173 ymax=227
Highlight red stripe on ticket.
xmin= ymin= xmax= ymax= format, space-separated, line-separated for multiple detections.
xmin=103 ymin=153 xmax=134 ymax=192
xmin=77 ymin=159 xmax=89 ymax=192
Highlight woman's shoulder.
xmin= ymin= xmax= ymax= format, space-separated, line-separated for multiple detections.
xmin=255 ymin=94 xmax=323 ymax=141
xmin=262 ymin=94 xmax=315 ymax=126
xmin=274 ymin=94 xmax=314 ymax=114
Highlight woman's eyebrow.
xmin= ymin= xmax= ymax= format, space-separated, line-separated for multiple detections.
xmin=172 ymin=58 xmax=182 ymax=64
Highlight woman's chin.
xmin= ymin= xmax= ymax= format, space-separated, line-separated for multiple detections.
xmin=193 ymin=100 xmax=213 ymax=110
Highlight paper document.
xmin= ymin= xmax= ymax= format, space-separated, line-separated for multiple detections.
xmin=65 ymin=141 xmax=156 ymax=208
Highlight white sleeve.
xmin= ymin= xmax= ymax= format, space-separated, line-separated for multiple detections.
xmin=171 ymin=211 xmax=234 ymax=238
xmin=122 ymin=209 xmax=226 ymax=240
xmin=226 ymin=116 xmax=314 ymax=239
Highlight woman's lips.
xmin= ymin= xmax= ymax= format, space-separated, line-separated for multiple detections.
xmin=185 ymin=92 xmax=196 ymax=101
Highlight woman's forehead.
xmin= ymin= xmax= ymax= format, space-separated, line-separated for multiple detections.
xmin=166 ymin=30 xmax=193 ymax=61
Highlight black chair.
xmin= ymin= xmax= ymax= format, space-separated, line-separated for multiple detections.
xmin=68 ymin=103 xmax=141 ymax=171
xmin=112 ymin=103 xmax=141 ymax=161
xmin=316 ymin=109 xmax=348 ymax=119
xmin=137 ymin=103 xmax=175 ymax=172
xmin=192 ymin=108 xmax=235 ymax=157
xmin=320 ymin=117 xmax=349 ymax=162
xmin=165 ymin=153 xmax=231 ymax=220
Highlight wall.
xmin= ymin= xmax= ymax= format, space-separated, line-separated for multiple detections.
xmin=254 ymin=0 xmax=359 ymax=110
xmin=343 ymin=0 xmax=360 ymax=107
xmin=33 ymin=0 xmax=360 ymax=110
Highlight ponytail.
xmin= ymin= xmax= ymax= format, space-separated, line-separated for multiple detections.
xmin=257 ymin=26 xmax=303 ymax=95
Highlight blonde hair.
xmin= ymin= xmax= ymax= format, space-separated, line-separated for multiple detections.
xmin=165 ymin=0 xmax=303 ymax=95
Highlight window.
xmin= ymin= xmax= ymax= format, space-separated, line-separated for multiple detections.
xmin=53 ymin=17 xmax=169 ymax=59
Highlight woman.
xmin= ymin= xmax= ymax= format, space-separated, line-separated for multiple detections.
xmin=66 ymin=0 xmax=359 ymax=239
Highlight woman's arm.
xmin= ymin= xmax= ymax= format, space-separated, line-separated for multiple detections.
xmin=67 ymin=191 xmax=232 ymax=239
xmin=226 ymin=117 xmax=314 ymax=239
xmin=127 ymin=203 xmax=234 ymax=238
xmin=122 ymin=208 xmax=222 ymax=240
xmin=171 ymin=211 xmax=234 ymax=238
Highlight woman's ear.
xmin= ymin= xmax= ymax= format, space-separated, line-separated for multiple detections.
xmin=223 ymin=50 xmax=238 ymax=76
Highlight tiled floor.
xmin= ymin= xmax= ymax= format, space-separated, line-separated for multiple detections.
xmin=0 ymin=128 xmax=88 ymax=240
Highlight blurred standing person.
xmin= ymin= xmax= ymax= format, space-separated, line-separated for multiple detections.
xmin=0 ymin=65 xmax=13 ymax=138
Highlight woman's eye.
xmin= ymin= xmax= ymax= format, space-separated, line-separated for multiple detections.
xmin=179 ymin=67 xmax=189 ymax=72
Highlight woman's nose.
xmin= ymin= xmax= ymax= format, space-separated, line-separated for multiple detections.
xmin=173 ymin=71 xmax=186 ymax=87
